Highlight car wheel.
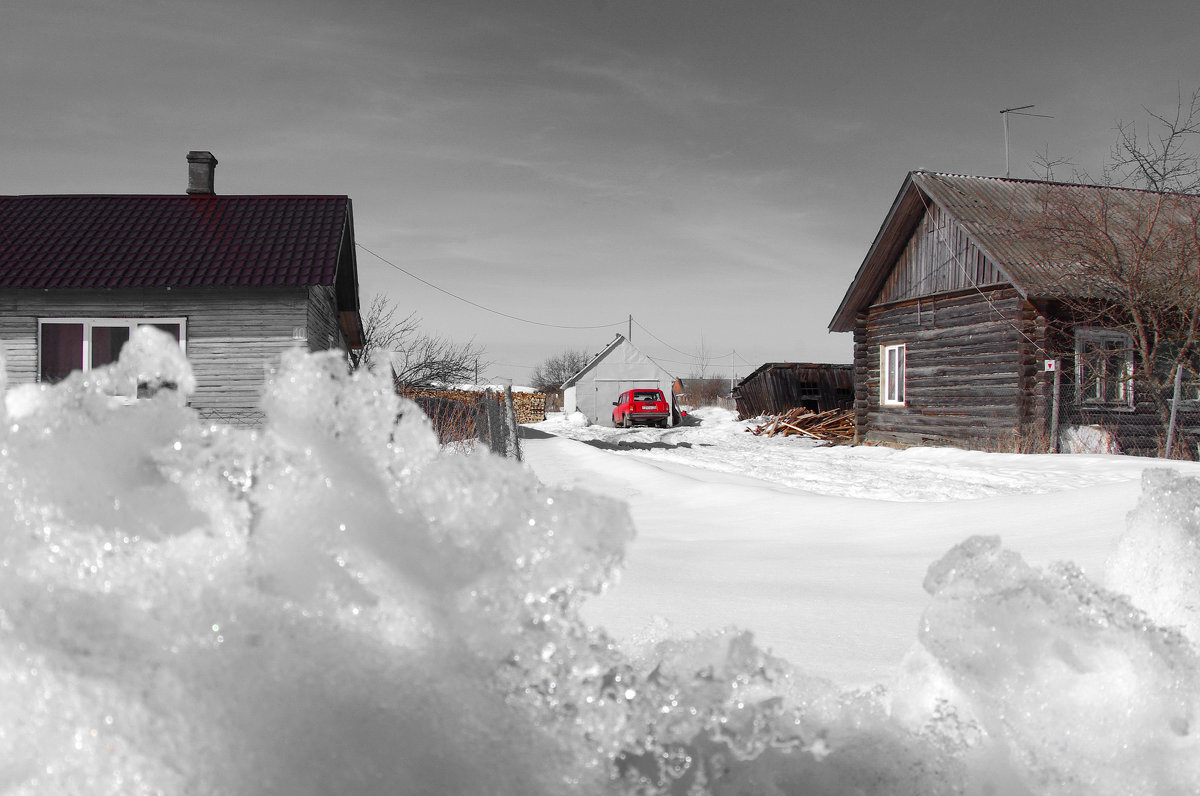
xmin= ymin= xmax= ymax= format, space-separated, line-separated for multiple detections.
xmin=623 ymin=413 xmax=632 ymax=429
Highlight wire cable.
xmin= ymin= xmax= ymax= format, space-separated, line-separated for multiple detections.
xmin=357 ymin=243 xmax=627 ymax=331
xmin=631 ymin=318 xmax=734 ymax=360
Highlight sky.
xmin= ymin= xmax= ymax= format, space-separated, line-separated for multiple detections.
xmin=4 ymin=0 xmax=1200 ymax=384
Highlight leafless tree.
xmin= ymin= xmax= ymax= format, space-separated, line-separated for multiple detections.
xmin=529 ymin=349 xmax=591 ymax=392
xmin=1019 ymin=90 xmax=1200 ymax=446
xmin=1031 ymin=145 xmax=1075 ymax=182
xmin=689 ymin=333 xmax=713 ymax=380
xmin=1110 ymin=85 xmax=1200 ymax=193
xmin=349 ymin=294 xmax=487 ymax=386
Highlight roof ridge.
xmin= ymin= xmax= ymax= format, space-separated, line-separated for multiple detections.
xmin=0 ymin=194 xmax=349 ymax=200
xmin=912 ymin=169 xmax=1200 ymax=199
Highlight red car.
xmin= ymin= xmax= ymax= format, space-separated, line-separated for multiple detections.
xmin=612 ymin=388 xmax=670 ymax=428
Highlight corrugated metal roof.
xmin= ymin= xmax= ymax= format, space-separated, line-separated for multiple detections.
xmin=829 ymin=171 xmax=1200 ymax=332
xmin=0 ymin=194 xmax=350 ymax=290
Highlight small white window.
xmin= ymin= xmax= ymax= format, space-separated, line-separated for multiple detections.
xmin=880 ymin=343 xmax=906 ymax=406
xmin=39 ymin=317 xmax=187 ymax=395
xmin=1074 ymin=329 xmax=1133 ymax=407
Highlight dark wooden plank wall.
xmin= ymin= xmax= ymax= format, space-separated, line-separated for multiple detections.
xmin=0 ymin=287 xmax=323 ymax=422
xmin=877 ymin=203 xmax=1005 ymax=304
xmin=734 ymin=364 xmax=853 ymax=417
xmin=855 ymin=285 xmax=1043 ymax=447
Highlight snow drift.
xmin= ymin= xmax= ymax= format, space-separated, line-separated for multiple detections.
xmin=0 ymin=330 xmax=1197 ymax=794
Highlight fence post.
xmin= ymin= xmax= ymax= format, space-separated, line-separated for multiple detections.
xmin=483 ymin=389 xmax=504 ymax=455
xmin=1049 ymin=368 xmax=1061 ymax=454
xmin=1166 ymin=363 xmax=1184 ymax=458
xmin=502 ymin=381 xmax=522 ymax=462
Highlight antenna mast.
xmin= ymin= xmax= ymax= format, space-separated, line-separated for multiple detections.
xmin=1000 ymin=104 xmax=1053 ymax=178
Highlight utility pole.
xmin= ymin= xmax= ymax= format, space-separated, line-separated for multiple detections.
xmin=628 ymin=314 xmax=632 ymax=341
xmin=1000 ymin=104 xmax=1053 ymax=178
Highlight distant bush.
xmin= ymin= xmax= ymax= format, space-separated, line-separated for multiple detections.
xmin=677 ymin=379 xmax=733 ymax=409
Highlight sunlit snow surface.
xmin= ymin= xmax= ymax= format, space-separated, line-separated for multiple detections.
xmin=2 ymin=333 xmax=1198 ymax=794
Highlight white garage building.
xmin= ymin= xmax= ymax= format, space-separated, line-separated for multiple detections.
xmin=561 ymin=333 xmax=679 ymax=427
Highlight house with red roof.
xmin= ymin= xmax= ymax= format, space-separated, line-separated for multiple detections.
xmin=0 ymin=151 xmax=363 ymax=425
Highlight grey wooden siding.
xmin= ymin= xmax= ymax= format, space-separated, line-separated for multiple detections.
xmin=306 ymin=285 xmax=345 ymax=352
xmin=876 ymin=203 xmax=1006 ymax=305
xmin=854 ymin=285 xmax=1043 ymax=446
xmin=0 ymin=287 xmax=316 ymax=424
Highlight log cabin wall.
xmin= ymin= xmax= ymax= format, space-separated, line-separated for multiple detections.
xmin=855 ymin=285 xmax=1043 ymax=447
xmin=0 ymin=286 xmax=321 ymax=425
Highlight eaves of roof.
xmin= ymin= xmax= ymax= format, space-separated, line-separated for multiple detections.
xmin=561 ymin=333 xmax=626 ymax=389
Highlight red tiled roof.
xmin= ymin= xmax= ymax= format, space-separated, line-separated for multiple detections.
xmin=0 ymin=194 xmax=350 ymax=290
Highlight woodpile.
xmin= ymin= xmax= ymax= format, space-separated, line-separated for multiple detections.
xmin=746 ymin=408 xmax=854 ymax=442
xmin=396 ymin=385 xmax=547 ymax=424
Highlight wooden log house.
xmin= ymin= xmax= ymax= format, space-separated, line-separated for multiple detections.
xmin=0 ymin=152 xmax=364 ymax=426
xmin=828 ymin=171 xmax=1200 ymax=455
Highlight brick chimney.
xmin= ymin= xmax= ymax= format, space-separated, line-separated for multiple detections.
xmin=186 ymin=151 xmax=218 ymax=195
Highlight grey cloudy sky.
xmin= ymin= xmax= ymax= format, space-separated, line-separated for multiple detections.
xmin=5 ymin=0 xmax=1199 ymax=382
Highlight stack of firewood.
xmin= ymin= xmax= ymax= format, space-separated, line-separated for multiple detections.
xmin=746 ymin=408 xmax=854 ymax=442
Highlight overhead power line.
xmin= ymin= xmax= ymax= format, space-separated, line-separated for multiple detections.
xmin=631 ymin=318 xmax=733 ymax=360
xmin=357 ymin=243 xmax=626 ymax=331
xmin=358 ymin=243 xmax=752 ymax=370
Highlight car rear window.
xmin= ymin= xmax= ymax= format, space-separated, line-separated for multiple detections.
xmin=632 ymin=390 xmax=662 ymax=402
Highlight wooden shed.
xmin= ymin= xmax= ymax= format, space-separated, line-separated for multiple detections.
xmin=828 ymin=170 xmax=1200 ymax=454
xmin=733 ymin=363 xmax=854 ymax=419
xmin=561 ymin=333 xmax=679 ymax=427
xmin=0 ymin=151 xmax=363 ymax=426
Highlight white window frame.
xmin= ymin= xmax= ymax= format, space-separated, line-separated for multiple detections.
xmin=37 ymin=317 xmax=188 ymax=383
xmin=1074 ymin=328 xmax=1134 ymax=408
xmin=880 ymin=343 xmax=906 ymax=406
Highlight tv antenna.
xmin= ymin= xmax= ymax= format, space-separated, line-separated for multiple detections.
xmin=1000 ymin=104 xmax=1053 ymax=178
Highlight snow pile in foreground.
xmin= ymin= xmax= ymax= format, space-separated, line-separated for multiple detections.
xmin=1 ymin=332 xmax=1198 ymax=795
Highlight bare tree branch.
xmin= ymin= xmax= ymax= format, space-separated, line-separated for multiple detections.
xmin=1110 ymin=86 xmax=1200 ymax=193
xmin=529 ymin=349 xmax=591 ymax=392
xmin=350 ymin=294 xmax=488 ymax=386
xmin=1031 ymin=145 xmax=1075 ymax=182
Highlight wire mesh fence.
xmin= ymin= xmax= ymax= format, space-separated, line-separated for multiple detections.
xmin=1044 ymin=369 xmax=1200 ymax=460
xmin=403 ymin=388 xmax=522 ymax=460
xmin=195 ymin=389 xmax=524 ymax=461
xmin=197 ymin=408 xmax=266 ymax=429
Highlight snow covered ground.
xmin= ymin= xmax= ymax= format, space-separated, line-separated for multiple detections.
xmin=7 ymin=341 xmax=1200 ymax=795
xmin=523 ymin=407 xmax=1200 ymax=685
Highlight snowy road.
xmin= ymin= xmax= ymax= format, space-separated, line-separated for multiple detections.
xmin=521 ymin=409 xmax=1200 ymax=686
